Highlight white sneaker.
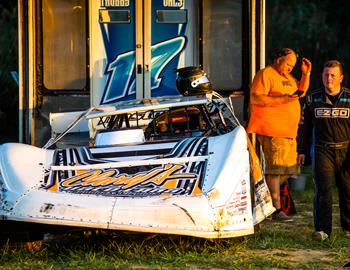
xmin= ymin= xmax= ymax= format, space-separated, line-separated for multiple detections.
xmin=312 ymin=231 xmax=328 ymax=241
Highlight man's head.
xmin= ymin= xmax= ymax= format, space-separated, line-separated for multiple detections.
xmin=322 ymin=60 xmax=344 ymax=95
xmin=273 ymin=48 xmax=297 ymax=76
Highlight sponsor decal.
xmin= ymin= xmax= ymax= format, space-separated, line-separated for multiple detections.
xmin=163 ymin=0 xmax=184 ymax=7
xmin=100 ymin=0 xmax=130 ymax=7
xmin=241 ymin=179 xmax=247 ymax=195
xmin=224 ymin=179 xmax=249 ymax=218
xmin=254 ymin=179 xmax=272 ymax=205
xmin=49 ymin=164 xmax=202 ymax=197
xmin=314 ymin=107 xmax=350 ymax=118
xmin=43 ymin=138 xmax=208 ymax=196
xmin=282 ymin=80 xmax=293 ymax=87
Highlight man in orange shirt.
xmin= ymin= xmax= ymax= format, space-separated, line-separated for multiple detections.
xmin=247 ymin=48 xmax=312 ymax=221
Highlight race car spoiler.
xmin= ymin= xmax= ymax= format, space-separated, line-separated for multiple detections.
xmin=50 ymin=155 xmax=209 ymax=171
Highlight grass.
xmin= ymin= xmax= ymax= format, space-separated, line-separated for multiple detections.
xmin=1 ymin=166 xmax=350 ymax=269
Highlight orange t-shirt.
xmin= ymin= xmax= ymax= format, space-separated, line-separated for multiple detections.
xmin=246 ymin=66 xmax=301 ymax=138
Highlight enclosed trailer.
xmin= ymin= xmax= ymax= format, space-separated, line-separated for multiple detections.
xmin=18 ymin=0 xmax=266 ymax=146
xmin=1 ymin=1 xmax=274 ymax=240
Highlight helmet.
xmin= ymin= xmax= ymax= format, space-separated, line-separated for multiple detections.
xmin=174 ymin=66 xmax=212 ymax=96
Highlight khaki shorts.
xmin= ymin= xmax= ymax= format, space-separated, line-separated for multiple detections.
xmin=257 ymin=134 xmax=299 ymax=175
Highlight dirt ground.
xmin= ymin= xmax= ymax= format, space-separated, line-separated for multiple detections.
xmin=252 ymin=200 xmax=350 ymax=269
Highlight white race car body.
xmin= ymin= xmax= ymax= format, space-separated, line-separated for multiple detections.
xmin=0 ymin=95 xmax=274 ymax=238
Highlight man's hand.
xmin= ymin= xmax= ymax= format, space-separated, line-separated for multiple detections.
xmin=290 ymin=90 xmax=304 ymax=97
xmin=297 ymin=154 xmax=305 ymax=166
xmin=301 ymin=58 xmax=312 ymax=74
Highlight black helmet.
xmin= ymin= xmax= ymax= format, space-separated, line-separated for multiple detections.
xmin=174 ymin=66 xmax=212 ymax=96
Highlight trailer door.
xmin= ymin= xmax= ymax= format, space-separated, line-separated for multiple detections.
xmin=92 ymin=0 xmax=196 ymax=105
xmin=147 ymin=0 xmax=192 ymax=98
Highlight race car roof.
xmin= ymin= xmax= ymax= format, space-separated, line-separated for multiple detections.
xmin=86 ymin=95 xmax=210 ymax=119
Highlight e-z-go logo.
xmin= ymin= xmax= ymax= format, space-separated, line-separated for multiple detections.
xmin=315 ymin=107 xmax=350 ymax=118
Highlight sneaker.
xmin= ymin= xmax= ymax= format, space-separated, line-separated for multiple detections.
xmin=343 ymin=231 xmax=350 ymax=238
xmin=312 ymin=231 xmax=328 ymax=241
xmin=272 ymin=209 xmax=293 ymax=222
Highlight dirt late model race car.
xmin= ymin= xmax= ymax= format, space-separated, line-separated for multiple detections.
xmin=0 ymin=94 xmax=274 ymax=240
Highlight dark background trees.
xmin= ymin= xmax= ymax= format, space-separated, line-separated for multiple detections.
xmin=266 ymin=0 xmax=350 ymax=88
xmin=0 ymin=1 xmax=18 ymax=142
xmin=1 ymin=1 xmax=350 ymax=142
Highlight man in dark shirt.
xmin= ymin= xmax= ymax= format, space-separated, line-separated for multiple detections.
xmin=297 ymin=60 xmax=350 ymax=241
